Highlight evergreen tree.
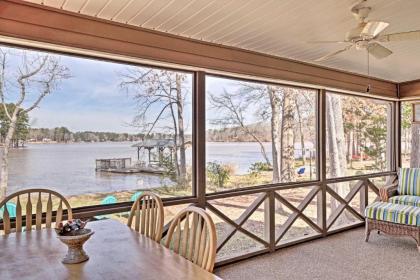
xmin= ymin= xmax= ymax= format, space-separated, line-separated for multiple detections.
xmin=0 ymin=104 xmax=29 ymax=147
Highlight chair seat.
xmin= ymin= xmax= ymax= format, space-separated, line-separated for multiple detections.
xmin=389 ymin=195 xmax=420 ymax=207
xmin=365 ymin=202 xmax=420 ymax=227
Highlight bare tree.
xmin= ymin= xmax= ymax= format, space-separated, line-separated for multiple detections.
xmin=0 ymin=49 xmax=70 ymax=199
xmin=119 ymin=68 xmax=189 ymax=186
xmin=267 ymin=86 xmax=282 ymax=183
xmin=280 ymin=89 xmax=296 ymax=182
xmin=326 ymin=95 xmax=344 ymax=178
xmin=294 ymin=97 xmax=306 ymax=165
xmin=240 ymin=84 xmax=282 ymax=182
xmin=327 ymin=94 xmax=355 ymax=225
xmin=410 ymin=123 xmax=420 ymax=167
xmin=293 ymin=89 xmax=316 ymax=170
xmin=208 ymin=89 xmax=271 ymax=166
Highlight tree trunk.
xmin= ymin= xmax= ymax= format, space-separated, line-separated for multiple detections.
xmin=358 ymin=129 xmax=364 ymax=163
xmin=326 ymin=95 xmax=346 ymax=219
xmin=176 ymin=74 xmax=187 ymax=187
xmin=294 ymin=97 xmax=306 ymax=166
xmin=327 ymin=95 xmax=350 ymax=224
xmin=243 ymin=126 xmax=271 ymax=166
xmin=169 ymin=101 xmax=180 ymax=179
xmin=348 ymin=130 xmax=354 ymax=168
xmin=0 ymin=108 xmax=19 ymax=199
xmin=326 ymin=95 xmax=342 ymax=178
xmin=268 ymin=86 xmax=281 ymax=183
xmin=281 ymin=90 xmax=295 ymax=182
xmin=331 ymin=96 xmax=347 ymax=174
xmin=410 ymin=123 xmax=420 ymax=167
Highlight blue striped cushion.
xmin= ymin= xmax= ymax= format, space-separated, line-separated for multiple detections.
xmin=365 ymin=202 xmax=420 ymax=226
xmin=398 ymin=168 xmax=420 ymax=196
xmin=389 ymin=195 xmax=420 ymax=207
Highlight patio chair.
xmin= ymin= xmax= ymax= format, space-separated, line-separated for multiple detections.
xmin=365 ymin=168 xmax=420 ymax=251
xmin=165 ymin=206 xmax=217 ymax=272
xmin=127 ymin=192 xmax=164 ymax=242
xmin=0 ymin=202 xmax=16 ymax=219
xmin=297 ymin=167 xmax=305 ymax=176
xmin=130 ymin=191 xmax=143 ymax=202
xmin=101 ymin=195 xmax=118 ymax=204
xmin=0 ymin=188 xmax=72 ymax=235
xmin=94 ymin=195 xmax=118 ymax=220
xmin=379 ymin=168 xmax=420 ymax=206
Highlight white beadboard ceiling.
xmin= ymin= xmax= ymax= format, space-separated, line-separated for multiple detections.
xmin=24 ymin=0 xmax=420 ymax=82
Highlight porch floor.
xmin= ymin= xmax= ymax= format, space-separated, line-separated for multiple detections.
xmin=215 ymin=228 xmax=420 ymax=280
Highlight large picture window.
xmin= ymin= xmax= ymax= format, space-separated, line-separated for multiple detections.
xmin=205 ymin=76 xmax=317 ymax=192
xmin=326 ymin=92 xmax=392 ymax=178
xmin=0 ymin=46 xmax=193 ymax=207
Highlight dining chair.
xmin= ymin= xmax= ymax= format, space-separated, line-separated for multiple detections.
xmin=127 ymin=191 xmax=164 ymax=242
xmin=164 ymin=206 xmax=217 ymax=272
xmin=0 ymin=188 xmax=73 ymax=235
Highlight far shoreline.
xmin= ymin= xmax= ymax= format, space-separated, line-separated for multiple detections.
xmin=20 ymin=140 xmax=274 ymax=145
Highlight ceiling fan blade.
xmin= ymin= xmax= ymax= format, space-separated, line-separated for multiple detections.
xmin=377 ymin=30 xmax=420 ymax=42
xmin=362 ymin=21 xmax=389 ymax=37
xmin=314 ymin=45 xmax=352 ymax=62
xmin=307 ymin=40 xmax=349 ymax=44
xmin=368 ymin=43 xmax=392 ymax=59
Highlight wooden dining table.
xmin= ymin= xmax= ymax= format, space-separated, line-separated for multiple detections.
xmin=0 ymin=219 xmax=222 ymax=280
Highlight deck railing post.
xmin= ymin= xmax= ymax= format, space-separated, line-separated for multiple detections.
xmin=318 ymin=89 xmax=327 ymax=235
xmin=264 ymin=190 xmax=276 ymax=251
xmin=387 ymin=102 xmax=395 ymax=173
xmin=395 ymin=100 xmax=401 ymax=171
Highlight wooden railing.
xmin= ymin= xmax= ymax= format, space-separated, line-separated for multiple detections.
xmin=203 ymin=172 xmax=397 ymax=266
xmin=0 ymin=172 xmax=397 ymax=267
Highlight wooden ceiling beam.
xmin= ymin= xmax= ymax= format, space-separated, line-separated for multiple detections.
xmin=399 ymin=79 xmax=420 ymax=99
xmin=0 ymin=0 xmax=397 ymax=97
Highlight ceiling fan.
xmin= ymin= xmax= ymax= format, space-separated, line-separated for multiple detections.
xmin=311 ymin=0 xmax=420 ymax=62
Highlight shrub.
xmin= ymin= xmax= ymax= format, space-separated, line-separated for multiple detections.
xmin=249 ymin=161 xmax=272 ymax=177
xmin=206 ymin=161 xmax=232 ymax=189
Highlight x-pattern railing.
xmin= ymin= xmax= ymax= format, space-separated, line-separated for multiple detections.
xmin=275 ymin=186 xmax=322 ymax=244
xmin=325 ymin=177 xmax=394 ymax=230
xmin=202 ymin=175 xmax=395 ymax=263
xmin=326 ymin=181 xmax=366 ymax=230
xmin=206 ymin=193 xmax=269 ymax=252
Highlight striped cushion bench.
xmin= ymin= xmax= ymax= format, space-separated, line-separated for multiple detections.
xmin=389 ymin=195 xmax=420 ymax=207
xmin=365 ymin=201 xmax=420 ymax=226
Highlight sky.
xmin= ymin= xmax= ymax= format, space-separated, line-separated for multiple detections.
xmin=2 ymin=46 xmax=196 ymax=134
xmin=30 ymin=56 xmax=137 ymax=133
xmin=1 ymin=45 xmax=294 ymax=134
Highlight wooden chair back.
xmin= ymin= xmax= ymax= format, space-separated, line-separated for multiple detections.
xmin=165 ymin=206 xmax=217 ymax=272
xmin=0 ymin=188 xmax=72 ymax=235
xmin=127 ymin=192 xmax=164 ymax=242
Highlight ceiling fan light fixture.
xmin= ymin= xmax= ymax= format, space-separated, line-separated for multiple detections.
xmin=311 ymin=1 xmax=420 ymax=63
xmin=355 ymin=40 xmax=369 ymax=50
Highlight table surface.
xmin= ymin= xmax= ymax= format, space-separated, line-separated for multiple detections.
xmin=0 ymin=219 xmax=222 ymax=280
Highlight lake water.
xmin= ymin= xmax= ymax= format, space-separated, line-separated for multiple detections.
xmin=6 ymin=142 xmax=273 ymax=196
